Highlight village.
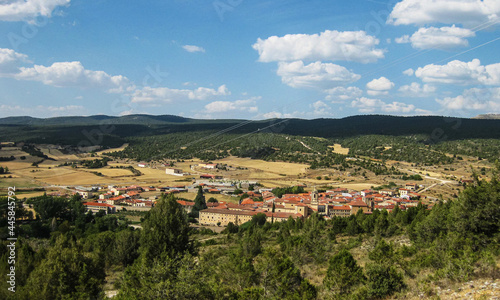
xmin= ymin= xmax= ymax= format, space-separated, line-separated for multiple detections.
xmin=58 ymin=162 xmax=427 ymax=228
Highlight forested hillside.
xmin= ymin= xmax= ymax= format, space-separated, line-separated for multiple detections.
xmin=1 ymin=167 xmax=499 ymax=299
xmin=3 ymin=115 xmax=500 ymax=170
xmin=2 ymin=115 xmax=500 ymax=147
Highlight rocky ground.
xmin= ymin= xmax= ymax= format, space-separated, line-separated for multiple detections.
xmin=412 ymin=278 xmax=500 ymax=299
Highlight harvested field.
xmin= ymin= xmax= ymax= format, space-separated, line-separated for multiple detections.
xmin=329 ymin=143 xmax=349 ymax=155
xmin=216 ymin=156 xmax=308 ymax=176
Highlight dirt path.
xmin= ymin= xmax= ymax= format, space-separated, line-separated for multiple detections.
xmin=298 ymin=140 xmax=321 ymax=155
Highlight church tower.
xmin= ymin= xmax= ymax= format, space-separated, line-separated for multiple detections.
xmin=310 ymin=186 xmax=319 ymax=210
xmin=311 ymin=187 xmax=318 ymax=204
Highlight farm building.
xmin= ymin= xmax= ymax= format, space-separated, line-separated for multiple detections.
xmin=166 ymin=168 xmax=184 ymax=176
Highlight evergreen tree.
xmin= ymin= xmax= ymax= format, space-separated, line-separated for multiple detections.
xmin=22 ymin=235 xmax=105 ymax=300
xmin=140 ymin=193 xmax=195 ymax=265
xmin=256 ymin=249 xmax=316 ymax=299
xmin=365 ymin=263 xmax=405 ymax=299
xmin=323 ymin=249 xmax=365 ymax=295
xmin=190 ymin=186 xmax=207 ymax=218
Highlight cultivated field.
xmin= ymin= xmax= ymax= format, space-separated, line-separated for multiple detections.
xmin=0 ymin=142 xmax=493 ymax=201
xmin=329 ymin=143 xmax=350 ymax=155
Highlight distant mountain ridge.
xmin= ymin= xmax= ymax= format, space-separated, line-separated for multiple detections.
xmin=0 ymin=114 xmax=194 ymax=126
xmin=473 ymin=114 xmax=500 ymax=120
xmin=2 ymin=114 xmax=500 ymax=147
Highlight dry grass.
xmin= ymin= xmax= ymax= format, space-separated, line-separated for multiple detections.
xmin=329 ymin=143 xmax=350 ymax=155
xmin=98 ymin=168 xmax=136 ymax=177
xmin=216 ymin=156 xmax=308 ymax=176
xmin=96 ymin=143 xmax=129 ymax=155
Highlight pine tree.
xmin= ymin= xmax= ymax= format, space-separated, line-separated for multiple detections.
xmin=140 ymin=193 xmax=195 ymax=265
xmin=323 ymin=249 xmax=365 ymax=295
xmin=191 ymin=186 xmax=207 ymax=218
xmin=22 ymin=235 xmax=105 ymax=299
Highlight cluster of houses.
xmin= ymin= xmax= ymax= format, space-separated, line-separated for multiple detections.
xmin=198 ymin=186 xmax=422 ymax=227
xmin=72 ymin=184 xmax=187 ymax=214
xmin=67 ymin=179 xmax=423 ymax=225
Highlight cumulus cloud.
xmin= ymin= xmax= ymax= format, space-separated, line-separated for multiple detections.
xmin=324 ymin=86 xmax=363 ymax=102
xmin=351 ymin=97 xmax=422 ymax=114
xmin=437 ymin=87 xmax=500 ymax=111
xmin=403 ymin=68 xmax=414 ymax=76
xmin=0 ymin=104 xmax=85 ymax=118
xmin=262 ymin=111 xmax=287 ymax=119
xmin=396 ymin=26 xmax=475 ymax=50
xmin=204 ymin=97 xmax=259 ymax=114
xmin=387 ymin=0 xmax=500 ymax=27
xmin=398 ymin=82 xmax=436 ymax=97
xmin=366 ymin=76 xmax=395 ymax=96
xmin=415 ymin=59 xmax=500 ymax=85
xmin=182 ymin=45 xmax=205 ymax=53
xmin=351 ymin=97 xmax=385 ymax=113
xmin=15 ymin=61 xmax=133 ymax=92
xmin=260 ymin=104 xmax=333 ymax=119
xmin=0 ymin=47 xmax=234 ymax=109
xmin=131 ymin=85 xmax=230 ymax=104
xmin=310 ymin=100 xmax=334 ymax=116
xmin=395 ymin=35 xmax=410 ymax=44
xmin=382 ymin=101 xmax=417 ymax=113
xmin=276 ymin=61 xmax=361 ymax=89
xmin=0 ymin=0 xmax=70 ymax=22
xmin=252 ymin=30 xmax=385 ymax=63
xmin=0 ymin=48 xmax=30 ymax=75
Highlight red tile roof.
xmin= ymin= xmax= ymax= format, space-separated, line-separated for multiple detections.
xmin=83 ymin=202 xmax=114 ymax=208
xmin=332 ymin=205 xmax=351 ymax=210
xmin=177 ymin=200 xmax=195 ymax=206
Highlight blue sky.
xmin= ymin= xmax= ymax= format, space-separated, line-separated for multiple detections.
xmin=0 ymin=0 xmax=499 ymax=119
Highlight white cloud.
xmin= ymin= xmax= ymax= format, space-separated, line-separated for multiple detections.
xmin=437 ymin=87 xmax=500 ymax=111
xmin=0 ymin=104 xmax=85 ymax=117
xmin=312 ymin=100 xmax=328 ymax=110
xmin=276 ymin=61 xmax=361 ymax=89
xmin=387 ymin=0 xmax=500 ymax=27
xmin=15 ymin=61 xmax=133 ymax=92
xmin=310 ymin=100 xmax=334 ymax=116
xmin=398 ymin=82 xmax=436 ymax=97
xmin=351 ymin=97 xmax=424 ymax=114
xmin=395 ymin=35 xmax=410 ymax=44
xmin=382 ymin=101 xmax=416 ymax=113
xmin=0 ymin=48 xmax=30 ymax=75
xmin=204 ymin=97 xmax=259 ymax=114
xmin=0 ymin=47 xmax=234 ymax=109
xmin=351 ymin=97 xmax=385 ymax=113
xmin=366 ymin=76 xmax=395 ymax=96
xmin=260 ymin=104 xmax=333 ymax=119
xmin=252 ymin=30 xmax=385 ymax=63
xmin=415 ymin=59 xmax=500 ymax=85
xmin=325 ymin=86 xmax=363 ymax=102
xmin=400 ymin=26 xmax=476 ymax=50
xmin=131 ymin=85 xmax=230 ymax=104
xmin=0 ymin=0 xmax=70 ymax=22
xmin=403 ymin=68 xmax=414 ymax=76
xmin=262 ymin=111 xmax=286 ymax=119
xmin=182 ymin=45 xmax=205 ymax=53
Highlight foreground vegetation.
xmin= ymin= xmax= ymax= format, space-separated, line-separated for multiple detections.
xmin=1 ymin=165 xmax=499 ymax=299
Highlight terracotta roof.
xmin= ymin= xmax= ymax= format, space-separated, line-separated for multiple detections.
xmin=83 ymin=202 xmax=114 ymax=208
xmin=349 ymin=200 xmax=368 ymax=207
xmin=240 ymin=198 xmax=255 ymax=205
xmin=331 ymin=205 xmax=351 ymax=210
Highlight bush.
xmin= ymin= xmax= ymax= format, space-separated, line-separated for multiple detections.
xmin=366 ymin=263 xmax=406 ymax=298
